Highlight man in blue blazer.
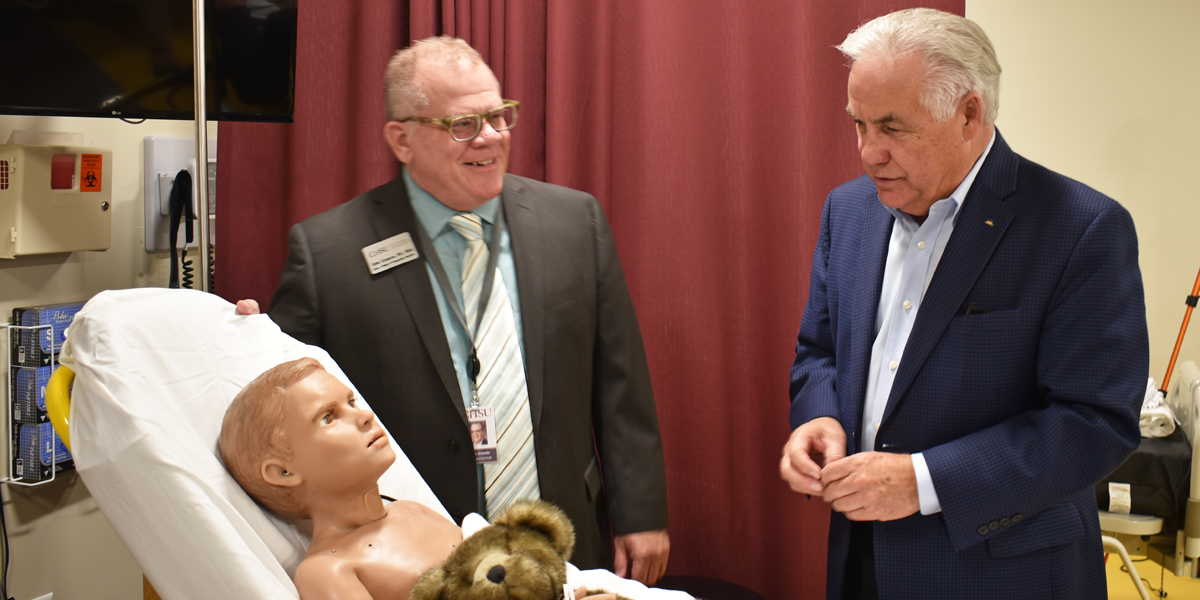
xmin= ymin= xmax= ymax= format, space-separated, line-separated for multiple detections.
xmin=780 ymin=9 xmax=1148 ymax=599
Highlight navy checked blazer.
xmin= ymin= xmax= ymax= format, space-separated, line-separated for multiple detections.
xmin=789 ymin=131 xmax=1148 ymax=600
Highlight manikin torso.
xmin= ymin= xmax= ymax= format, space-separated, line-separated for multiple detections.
xmin=295 ymin=498 xmax=463 ymax=599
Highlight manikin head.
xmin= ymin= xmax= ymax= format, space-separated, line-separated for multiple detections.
xmin=382 ymin=36 xmax=513 ymax=212
xmin=219 ymin=358 xmax=395 ymax=519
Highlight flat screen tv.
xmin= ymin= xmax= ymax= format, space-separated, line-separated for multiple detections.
xmin=0 ymin=0 xmax=297 ymax=122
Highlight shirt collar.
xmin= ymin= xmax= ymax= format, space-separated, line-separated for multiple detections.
xmin=884 ymin=128 xmax=997 ymax=226
xmin=403 ymin=166 xmax=502 ymax=237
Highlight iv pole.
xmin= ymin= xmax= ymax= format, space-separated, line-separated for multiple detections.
xmin=1160 ymin=264 xmax=1200 ymax=395
xmin=191 ymin=0 xmax=211 ymax=292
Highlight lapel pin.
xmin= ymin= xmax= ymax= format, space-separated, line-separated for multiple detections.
xmin=984 ymin=220 xmax=994 ymax=227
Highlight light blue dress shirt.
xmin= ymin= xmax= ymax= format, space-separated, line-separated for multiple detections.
xmin=862 ymin=131 xmax=996 ymax=515
xmin=404 ymin=168 xmax=526 ymax=409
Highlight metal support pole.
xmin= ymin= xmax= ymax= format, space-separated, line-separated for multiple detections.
xmin=192 ymin=0 xmax=211 ymax=292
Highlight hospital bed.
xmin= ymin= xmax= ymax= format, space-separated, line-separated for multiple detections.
xmin=1099 ymin=360 xmax=1200 ymax=599
xmin=47 ymin=288 xmax=690 ymax=600
xmin=49 ymin=288 xmax=446 ymax=599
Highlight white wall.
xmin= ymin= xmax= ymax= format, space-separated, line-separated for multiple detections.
xmin=966 ymin=0 xmax=1200 ymax=390
xmin=0 ymin=115 xmax=214 ymax=600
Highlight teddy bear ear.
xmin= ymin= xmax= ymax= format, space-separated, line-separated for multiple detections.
xmin=409 ymin=566 xmax=448 ymax=600
xmin=491 ymin=500 xmax=577 ymax=560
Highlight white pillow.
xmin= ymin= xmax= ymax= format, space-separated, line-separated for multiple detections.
xmin=66 ymin=288 xmax=447 ymax=600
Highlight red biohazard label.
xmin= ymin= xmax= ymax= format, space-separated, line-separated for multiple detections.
xmin=80 ymin=154 xmax=103 ymax=192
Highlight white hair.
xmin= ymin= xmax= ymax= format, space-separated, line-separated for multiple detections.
xmin=837 ymin=8 xmax=1001 ymax=124
xmin=383 ymin=36 xmax=497 ymax=122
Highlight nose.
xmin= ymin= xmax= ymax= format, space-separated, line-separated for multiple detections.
xmin=471 ymin=121 xmax=501 ymax=146
xmin=859 ymin=129 xmax=889 ymax=167
xmin=355 ymin=406 xmax=376 ymax=428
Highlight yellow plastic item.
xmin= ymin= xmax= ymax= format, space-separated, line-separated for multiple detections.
xmin=45 ymin=365 xmax=74 ymax=452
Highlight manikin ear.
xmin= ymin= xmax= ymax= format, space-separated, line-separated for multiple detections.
xmin=383 ymin=121 xmax=415 ymax=164
xmin=959 ymin=91 xmax=985 ymax=141
xmin=262 ymin=458 xmax=303 ymax=488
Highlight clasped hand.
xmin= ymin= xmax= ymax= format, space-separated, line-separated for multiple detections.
xmin=779 ymin=417 xmax=920 ymax=521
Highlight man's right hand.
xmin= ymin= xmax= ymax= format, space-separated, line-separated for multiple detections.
xmin=780 ymin=417 xmax=846 ymax=497
xmin=235 ymin=299 xmax=261 ymax=315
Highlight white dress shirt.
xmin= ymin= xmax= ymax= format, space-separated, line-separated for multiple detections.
xmin=862 ymin=131 xmax=996 ymax=515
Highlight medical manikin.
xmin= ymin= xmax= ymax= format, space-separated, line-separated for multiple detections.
xmin=218 ymin=357 xmax=619 ymax=600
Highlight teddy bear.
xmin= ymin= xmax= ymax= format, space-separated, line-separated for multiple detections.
xmin=409 ymin=500 xmax=631 ymax=600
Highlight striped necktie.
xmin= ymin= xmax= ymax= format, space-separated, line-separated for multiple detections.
xmin=448 ymin=212 xmax=541 ymax=515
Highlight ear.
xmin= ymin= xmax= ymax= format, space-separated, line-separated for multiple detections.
xmin=493 ymin=501 xmax=576 ymax=560
xmin=959 ymin=91 xmax=985 ymax=141
xmin=384 ymin=121 xmax=414 ymax=164
xmin=261 ymin=458 xmax=303 ymax=488
xmin=408 ymin=567 xmax=447 ymax=600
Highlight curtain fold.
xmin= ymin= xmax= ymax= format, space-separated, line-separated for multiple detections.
xmin=218 ymin=1 xmax=964 ymax=596
xmin=216 ymin=1 xmax=407 ymax=305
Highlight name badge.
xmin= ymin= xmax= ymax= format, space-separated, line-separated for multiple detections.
xmin=361 ymin=233 xmax=418 ymax=275
xmin=468 ymin=406 xmax=498 ymax=464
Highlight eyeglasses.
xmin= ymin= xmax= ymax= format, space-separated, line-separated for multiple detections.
xmin=402 ymin=100 xmax=520 ymax=142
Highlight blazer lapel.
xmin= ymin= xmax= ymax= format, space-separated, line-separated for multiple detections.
xmin=370 ymin=176 xmax=469 ymax=423
xmin=845 ymin=197 xmax=894 ymax=454
xmin=501 ymin=176 xmax=546 ymax=433
xmin=882 ymin=132 xmax=1019 ymax=424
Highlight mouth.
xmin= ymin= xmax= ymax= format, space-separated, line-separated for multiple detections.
xmin=368 ymin=431 xmax=386 ymax=448
xmin=464 ymin=159 xmax=496 ymax=167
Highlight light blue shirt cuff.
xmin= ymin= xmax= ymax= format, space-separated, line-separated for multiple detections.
xmin=912 ymin=452 xmax=942 ymax=515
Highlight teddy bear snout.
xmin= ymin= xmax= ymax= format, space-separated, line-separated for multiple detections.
xmin=486 ymin=564 xmax=506 ymax=584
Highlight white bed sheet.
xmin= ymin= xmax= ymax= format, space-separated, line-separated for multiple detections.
xmin=66 ymin=288 xmax=448 ymax=600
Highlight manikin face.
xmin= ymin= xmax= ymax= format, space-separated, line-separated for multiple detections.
xmin=276 ymin=370 xmax=395 ymax=489
xmin=388 ymin=62 xmax=511 ymax=211
xmin=846 ymin=53 xmax=976 ymax=219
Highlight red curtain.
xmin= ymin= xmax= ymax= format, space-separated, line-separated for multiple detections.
xmin=218 ymin=1 xmax=963 ymax=597
xmin=216 ymin=2 xmax=408 ymax=303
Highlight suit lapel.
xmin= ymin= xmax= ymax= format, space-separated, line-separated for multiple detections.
xmin=502 ymin=176 xmax=546 ymax=433
xmin=882 ymin=132 xmax=1019 ymax=424
xmin=846 ymin=198 xmax=894 ymax=453
xmin=370 ymin=176 xmax=468 ymax=423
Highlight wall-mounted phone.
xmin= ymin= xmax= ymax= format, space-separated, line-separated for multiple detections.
xmin=143 ymin=136 xmax=216 ymax=252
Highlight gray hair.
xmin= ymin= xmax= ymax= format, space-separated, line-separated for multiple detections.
xmin=837 ymin=8 xmax=1000 ymax=124
xmin=383 ymin=36 xmax=496 ymax=122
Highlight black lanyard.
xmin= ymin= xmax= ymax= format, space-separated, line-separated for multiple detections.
xmin=413 ymin=205 xmax=507 ymax=407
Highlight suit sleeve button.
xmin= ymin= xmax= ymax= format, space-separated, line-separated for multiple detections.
xmin=447 ymin=439 xmax=460 ymax=453
xmin=988 ymin=521 xmax=999 ymax=531
xmin=1012 ymin=514 xmax=1023 ymax=523
xmin=999 ymin=517 xmax=1011 ymax=527
xmin=978 ymin=526 xmax=989 ymax=536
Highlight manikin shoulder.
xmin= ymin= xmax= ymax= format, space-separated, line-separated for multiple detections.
xmin=294 ymin=551 xmax=372 ymax=600
xmin=293 ymin=501 xmax=462 ymax=600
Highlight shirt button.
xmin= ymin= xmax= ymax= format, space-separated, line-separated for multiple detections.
xmin=889 ymin=360 xmax=898 ymax=370
xmin=902 ymin=300 xmax=912 ymax=310
xmin=917 ymin=241 xmax=926 ymax=250
xmin=875 ymin=422 xmax=881 ymax=430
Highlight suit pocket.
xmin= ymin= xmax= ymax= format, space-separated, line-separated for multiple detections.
xmin=546 ymin=284 xmax=587 ymax=312
xmin=986 ymin=502 xmax=1085 ymax=558
xmin=584 ymin=457 xmax=603 ymax=502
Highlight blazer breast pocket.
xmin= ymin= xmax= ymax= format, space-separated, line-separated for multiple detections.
xmin=545 ymin=284 xmax=587 ymax=312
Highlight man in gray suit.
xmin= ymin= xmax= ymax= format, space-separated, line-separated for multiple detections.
xmin=260 ymin=36 xmax=669 ymax=582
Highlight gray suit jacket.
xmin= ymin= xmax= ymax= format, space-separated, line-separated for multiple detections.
xmin=269 ymin=173 xmax=668 ymax=568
